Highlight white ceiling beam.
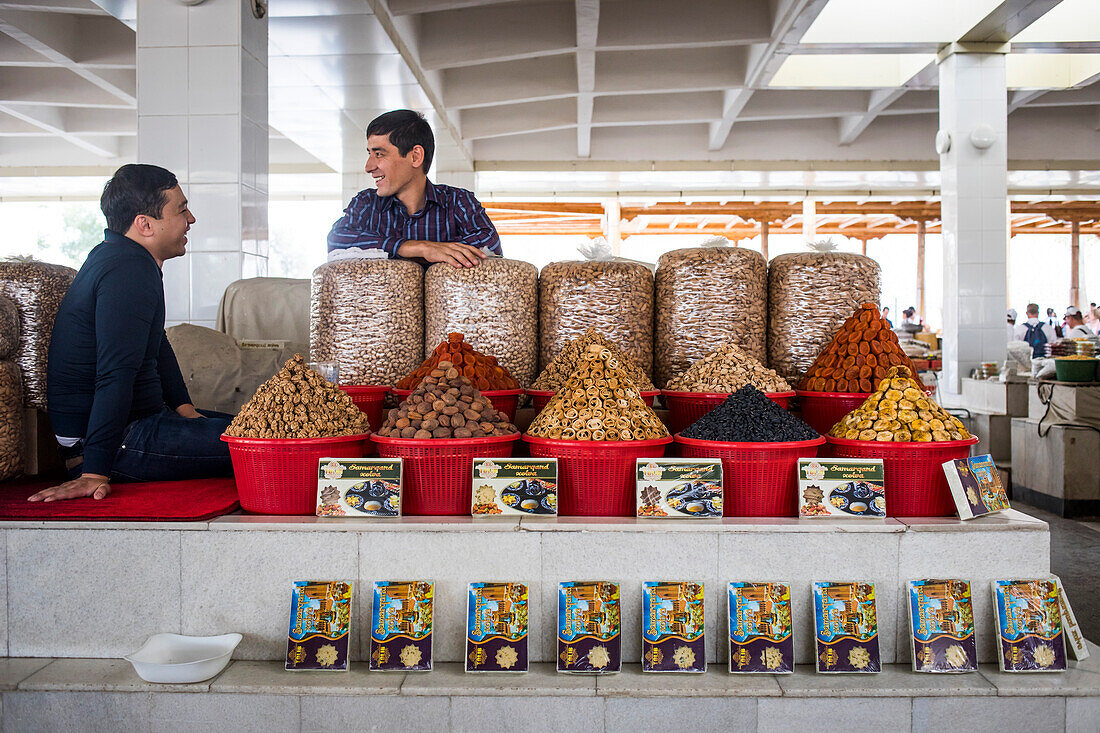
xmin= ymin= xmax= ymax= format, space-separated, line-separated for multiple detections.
xmin=961 ymin=0 xmax=1066 ymax=44
xmin=707 ymin=87 xmax=753 ymax=150
xmin=575 ymin=0 xmax=598 ymax=158
xmin=0 ymin=101 xmax=118 ymax=156
xmin=1009 ymin=89 xmax=1048 ymax=111
xmin=838 ymin=88 xmax=908 ymax=145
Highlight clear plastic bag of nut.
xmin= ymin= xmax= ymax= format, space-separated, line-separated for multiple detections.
xmin=0 ymin=361 xmax=25 ymax=480
xmin=0 ymin=296 xmax=20 ymax=363
xmin=310 ymin=259 xmax=424 ymax=386
xmin=424 ymin=258 xmax=538 ymax=387
xmin=767 ymin=251 xmax=880 ymax=383
xmin=0 ymin=257 xmax=77 ymax=410
xmin=539 ymin=246 xmax=654 ymax=381
xmin=654 ymin=242 xmax=767 ymax=388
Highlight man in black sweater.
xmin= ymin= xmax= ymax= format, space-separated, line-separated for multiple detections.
xmin=31 ymin=164 xmax=233 ymax=502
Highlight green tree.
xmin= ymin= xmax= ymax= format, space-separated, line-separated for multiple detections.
xmin=37 ymin=204 xmax=103 ymax=267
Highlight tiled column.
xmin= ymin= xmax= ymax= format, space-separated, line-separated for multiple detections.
xmin=136 ymin=0 xmax=268 ymax=329
xmin=937 ymin=44 xmax=1008 ymax=394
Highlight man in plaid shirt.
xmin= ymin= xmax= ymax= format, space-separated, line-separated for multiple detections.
xmin=327 ymin=109 xmax=502 ymax=268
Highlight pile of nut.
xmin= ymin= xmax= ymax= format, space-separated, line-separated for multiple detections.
xmin=527 ymin=344 xmax=669 ymax=441
xmin=0 ymin=361 xmax=24 ymax=480
xmin=224 ymin=354 xmax=370 ymax=439
xmin=539 ymin=260 xmax=654 ymax=380
xmin=799 ymin=304 xmax=926 ymax=393
xmin=377 ymin=361 xmax=518 ymax=439
xmin=654 ymin=246 xmax=767 ymax=386
xmin=531 ymin=327 xmax=655 ymax=392
xmin=424 ymin=259 xmax=538 ymax=387
xmin=829 ymin=366 xmax=971 ymax=442
xmin=397 ymin=333 xmax=519 ymax=391
xmin=665 ymin=342 xmax=791 ymax=393
xmin=767 ymin=252 xmax=880 ymax=383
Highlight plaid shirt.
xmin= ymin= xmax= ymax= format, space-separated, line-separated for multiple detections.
xmin=326 ymin=181 xmax=502 ymax=257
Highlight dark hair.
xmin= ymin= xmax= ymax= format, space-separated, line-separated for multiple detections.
xmin=100 ymin=164 xmax=178 ymax=234
xmin=1026 ymin=303 xmax=1039 ymax=315
xmin=366 ymin=109 xmax=434 ymax=173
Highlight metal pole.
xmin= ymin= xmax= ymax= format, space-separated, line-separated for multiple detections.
xmin=761 ymin=220 xmax=770 ymax=260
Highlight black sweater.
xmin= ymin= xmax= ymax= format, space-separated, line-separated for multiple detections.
xmin=46 ymin=230 xmax=191 ymax=476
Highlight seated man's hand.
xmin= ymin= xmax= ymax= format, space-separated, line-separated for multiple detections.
xmin=28 ymin=474 xmax=111 ymax=502
xmin=398 ymin=241 xmax=488 ymax=268
xmin=176 ymin=403 xmax=203 ymax=419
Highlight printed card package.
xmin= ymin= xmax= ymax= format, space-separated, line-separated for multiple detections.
xmin=728 ymin=582 xmax=794 ymax=674
xmin=812 ymin=581 xmax=881 ymax=673
xmin=636 ymin=458 xmax=723 ymax=518
xmin=317 ymin=458 xmax=402 ymax=517
xmin=466 ymin=582 xmax=530 ymax=673
xmin=907 ymin=579 xmax=978 ymax=673
xmin=942 ymin=454 xmax=1010 ymax=520
xmin=557 ymin=581 xmax=621 ymax=674
xmin=641 ymin=581 xmax=705 ymax=673
xmin=471 ymin=458 xmax=557 ymax=516
xmin=285 ymin=580 xmax=353 ymax=671
xmin=369 ymin=580 xmax=434 ymax=672
xmin=798 ymin=459 xmax=885 ymax=518
xmin=993 ymin=578 xmax=1067 ymax=672
xmin=1052 ymin=576 xmax=1090 ymax=662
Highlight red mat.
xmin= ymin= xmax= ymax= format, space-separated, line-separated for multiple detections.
xmin=0 ymin=477 xmax=240 ymax=521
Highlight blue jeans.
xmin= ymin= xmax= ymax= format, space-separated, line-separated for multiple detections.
xmin=63 ymin=407 xmax=234 ymax=483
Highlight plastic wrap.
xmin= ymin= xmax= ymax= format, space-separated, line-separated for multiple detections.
xmin=0 ymin=296 xmax=20 ymax=361
xmin=0 ymin=258 xmax=77 ymax=409
xmin=424 ymin=259 xmax=538 ymax=386
xmin=539 ymin=260 xmax=654 ymax=379
xmin=654 ymin=245 xmax=767 ymax=387
xmin=0 ymin=361 xmax=24 ymax=480
xmin=767 ymin=252 xmax=880 ymax=383
xmin=309 ymin=259 xmax=424 ymax=386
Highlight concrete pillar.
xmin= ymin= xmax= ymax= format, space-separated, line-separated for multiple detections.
xmin=937 ymin=44 xmax=1009 ymax=394
xmin=136 ymin=0 xmax=268 ymax=329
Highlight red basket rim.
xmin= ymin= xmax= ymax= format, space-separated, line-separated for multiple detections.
xmin=221 ymin=432 xmax=371 ymax=446
xmin=338 ymin=384 xmax=391 ymax=395
xmin=794 ymin=389 xmax=872 ymax=399
xmin=824 ymin=435 xmax=979 ymax=450
xmin=662 ymin=389 xmax=795 ymax=399
xmin=393 ymin=387 xmax=522 ymax=397
xmin=674 ymin=434 xmax=825 ymax=450
xmin=370 ymin=432 xmax=521 ymax=447
xmin=522 ymin=433 xmax=673 ymax=449
xmin=527 ymin=388 xmax=658 ymax=397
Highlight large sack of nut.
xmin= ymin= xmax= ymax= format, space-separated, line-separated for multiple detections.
xmin=0 ymin=361 xmax=24 ymax=480
xmin=424 ymin=259 xmax=538 ymax=387
xmin=767 ymin=251 xmax=880 ymax=383
xmin=655 ymin=244 xmax=767 ymax=387
xmin=539 ymin=260 xmax=654 ymax=380
xmin=310 ymin=259 xmax=423 ymax=386
xmin=0 ymin=258 xmax=76 ymax=409
xmin=0 ymin=296 xmax=20 ymax=361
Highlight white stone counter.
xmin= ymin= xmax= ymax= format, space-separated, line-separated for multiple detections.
xmin=1 ymin=511 xmax=1050 ymax=667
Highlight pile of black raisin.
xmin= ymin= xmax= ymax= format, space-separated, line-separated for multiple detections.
xmin=680 ymin=385 xmax=818 ymax=442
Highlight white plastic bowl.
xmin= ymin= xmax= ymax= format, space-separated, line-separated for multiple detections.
xmin=124 ymin=633 xmax=242 ymax=683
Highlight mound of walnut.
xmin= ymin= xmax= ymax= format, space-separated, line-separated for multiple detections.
xmin=377 ymin=361 xmax=519 ymax=439
xmin=666 ymin=342 xmax=791 ymax=393
xmin=225 ymin=354 xmax=370 ymax=439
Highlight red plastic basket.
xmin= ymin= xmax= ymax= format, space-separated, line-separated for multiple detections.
xmin=392 ymin=387 xmax=523 ymax=422
xmin=662 ymin=390 xmax=795 ymax=435
xmin=795 ymin=390 xmax=871 ymax=436
xmin=371 ymin=433 xmax=520 ymax=515
xmin=825 ymin=435 xmax=978 ymax=517
xmin=522 ymin=434 xmax=672 ymax=516
xmin=674 ymin=434 xmax=825 ymax=517
xmin=222 ymin=433 xmax=370 ymax=515
xmin=527 ymin=389 xmax=658 ymax=413
xmin=338 ymin=385 xmax=391 ymax=432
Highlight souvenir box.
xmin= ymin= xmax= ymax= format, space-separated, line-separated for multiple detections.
xmin=942 ymin=454 xmax=1010 ymax=520
xmin=907 ymin=579 xmax=977 ymax=673
xmin=636 ymin=458 xmax=722 ymax=518
xmin=316 ymin=458 xmax=402 ymax=517
xmin=728 ymin=582 xmax=794 ymax=674
xmin=1053 ymin=576 xmax=1089 ymax=662
xmin=798 ymin=458 xmax=885 ymax=518
xmin=466 ymin=582 xmax=530 ymax=673
xmin=557 ymin=581 xmax=621 ymax=674
xmin=285 ymin=580 xmax=353 ymax=671
xmin=812 ymin=581 xmax=881 ymax=673
xmin=993 ymin=578 xmax=1067 ymax=672
xmin=369 ymin=580 xmax=434 ymax=672
xmin=471 ymin=458 xmax=557 ymax=516
xmin=641 ymin=581 xmax=705 ymax=673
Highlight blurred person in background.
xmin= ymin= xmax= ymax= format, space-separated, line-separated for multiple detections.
xmin=1063 ymin=307 xmax=1093 ymax=339
xmin=1006 ymin=308 xmax=1017 ymax=343
xmin=1014 ymin=303 xmax=1057 ymax=358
